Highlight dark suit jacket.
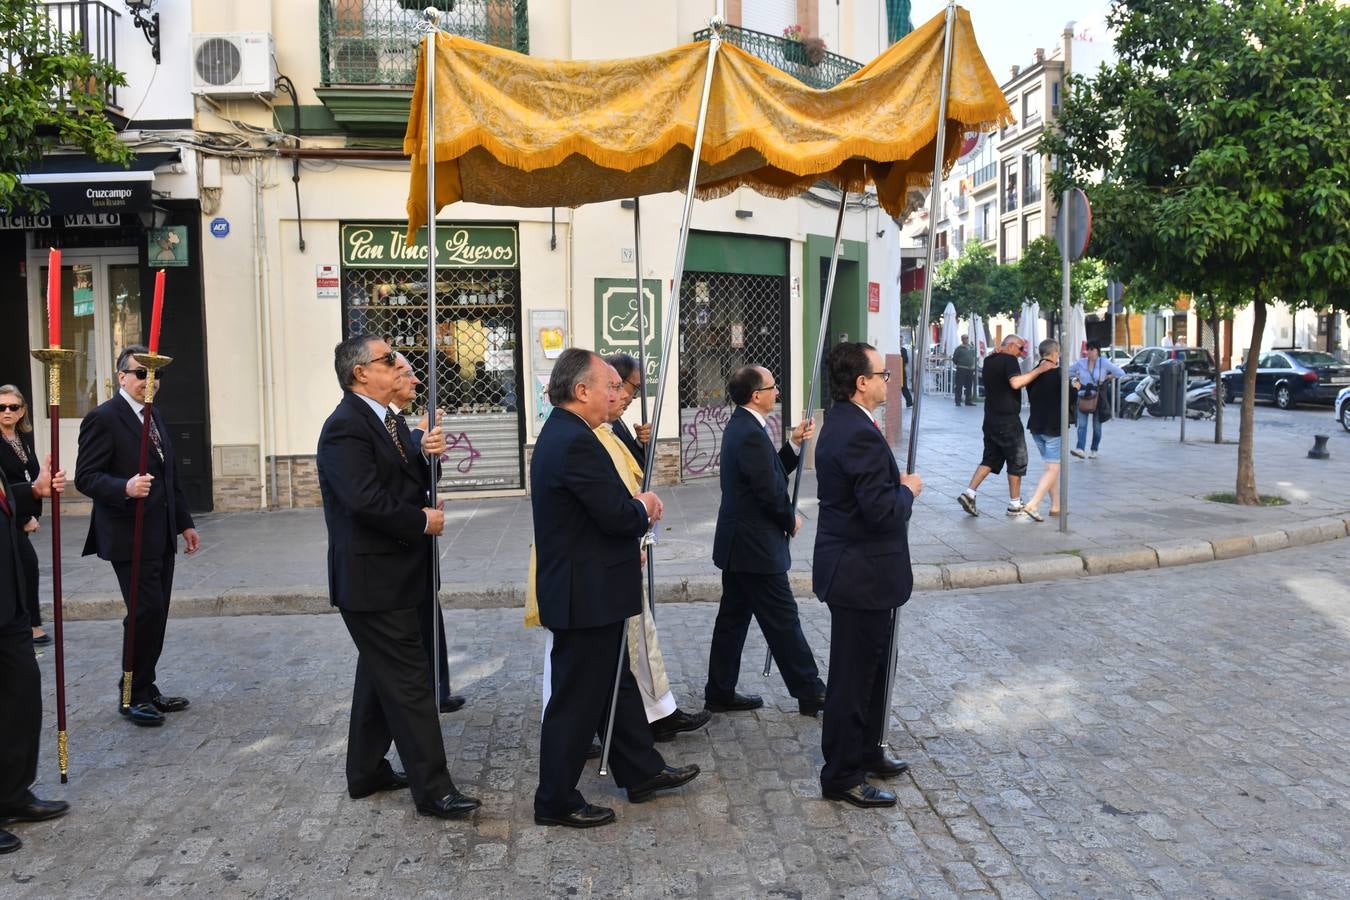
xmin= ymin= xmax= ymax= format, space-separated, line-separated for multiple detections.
xmin=75 ymin=394 xmax=193 ymax=562
xmin=317 ymin=391 xmax=436 ymax=613
xmin=811 ymin=401 xmax=914 ymax=610
xmin=0 ymin=431 xmax=41 ymax=522
xmin=530 ymin=407 xmax=650 ymax=630
xmin=0 ymin=488 xmax=23 ymax=627
xmin=610 ymin=418 xmax=646 ymax=471
xmin=713 ymin=406 xmax=800 ymax=575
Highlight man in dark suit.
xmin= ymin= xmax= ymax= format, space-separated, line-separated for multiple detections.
xmin=532 ymin=349 xmax=699 ymax=828
xmin=317 ymin=335 xmax=479 ymax=820
xmin=0 ymin=465 xmax=70 ymax=854
xmin=705 ymin=365 xmax=825 ymax=716
xmin=391 ymin=352 xmax=465 ymax=715
xmin=76 ymin=345 xmax=200 ymax=727
xmin=602 ymin=353 xmax=652 ymax=468
xmin=813 ymin=342 xmax=923 ymax=809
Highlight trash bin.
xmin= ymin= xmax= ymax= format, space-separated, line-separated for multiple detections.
xmin=1158 ymin=359 xmax=1184 ymax=417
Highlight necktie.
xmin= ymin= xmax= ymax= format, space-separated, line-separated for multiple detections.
xmin=384 ymin=411 xmax=408 ymax=462
xmin=0 ymin=480 xmax=10 ymax=517
xmin=148 ymin=415 xmax=165 ymax=463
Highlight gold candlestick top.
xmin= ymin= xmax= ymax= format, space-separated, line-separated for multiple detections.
xmin=30 ymin=347 xmax=80 ymax=366
xmin=132 ymin=352 xmax=173 ymax=371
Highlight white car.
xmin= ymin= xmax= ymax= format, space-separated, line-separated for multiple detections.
xmin=1338 ymin=384 xmax=1350 ymax=432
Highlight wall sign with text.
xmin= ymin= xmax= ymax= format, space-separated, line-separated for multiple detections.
xmin=594 ymin=278 xmax=662 ymax=399
xmin=340 ymin=223 xmax=519 ymax=269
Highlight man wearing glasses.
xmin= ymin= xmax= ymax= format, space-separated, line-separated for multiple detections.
xmin=813 ymin=342 xmax=923 ymax=809
xmin=957 ymin=334 xmax=1055 ymax=517
xmin=76 ymin=345 xmax=200 ymax=727
xmin=317 ymin=335 xmax=479 ymax=820
xmin=602 ymin=353 xmax=651 ymax=468
xmin=705 ymin=365 xmax=824 ymax=717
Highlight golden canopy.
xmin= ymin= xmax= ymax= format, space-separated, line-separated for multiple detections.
xmin=404 ymin=6 xmax=1012 ymax=234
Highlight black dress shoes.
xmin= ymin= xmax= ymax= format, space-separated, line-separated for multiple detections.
xmin=650 ymin=707 xmax=712 ymax=742
xmin=416 ymin=790 xmax=481 ymax=818
xmin=119 ymin=702 xmax=165 ymax=727
xmin=865 ymin=753 xmax=910 ymax=778
xmin=0 ymin=829 xmax=19 ymax=854
xmin=348 ymin=769 xmax=410 ymax=800
xmin=822 ymin=782 xmax=897 ymax=808
xmin=439 ymin=695 xmax=466 ymax=714
xmin=151 ymin=694 xmax=190 ymax=713
xmin=704 ymin=692 xmax=763 ymax=713
xmin=534 ymin=803 xmax=616 ymax=828
xmin=627 ymin=764 xmax=700 ymax=803
xmin=32 ymin=631 xmax=51 ymax=646
xmin=0 ymin=797 xmax=69 ymax=824
xmin=797 ymin=691 xmax=827 ymax=717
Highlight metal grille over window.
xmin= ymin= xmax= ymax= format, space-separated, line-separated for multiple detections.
xmin=341 ymin=259 xmax=524 ymax=492
xmin=678 ymin=271 xmax=789 ymax=479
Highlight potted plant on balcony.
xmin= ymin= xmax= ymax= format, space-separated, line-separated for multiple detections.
xmin=782 ymin=25 xmax=827 ymax=67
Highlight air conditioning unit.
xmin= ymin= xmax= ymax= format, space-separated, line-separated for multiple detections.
xmin=191 ymin=32 xmax=276 ymax=98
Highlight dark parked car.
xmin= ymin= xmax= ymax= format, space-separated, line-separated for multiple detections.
xmin=1220 ymin=349 xmax=1350 ymax=409
xmin=1123 ymin=346 xmax=1216 ymax=378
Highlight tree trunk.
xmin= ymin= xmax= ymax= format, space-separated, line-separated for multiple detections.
xmin=1235 ymin=290 xmax=1265 ymax=504
xmin=1212 ymin=313 xmax=1223 ymax=443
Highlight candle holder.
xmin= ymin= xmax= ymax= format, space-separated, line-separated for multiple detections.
xmin=131 ymin=352 xmax=173 ymax=404
xmin=29 ymin=345 xmax=80 ymax=783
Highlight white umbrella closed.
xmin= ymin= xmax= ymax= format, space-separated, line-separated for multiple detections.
xmin=1018 ymin=301 xmax=1041 ymax=372
xmin=940 ymin=302 xmax=961 ymax=357
xmin=1064 ymin=303 xmax=1088 ymax=362
xmin=968 ymin=314 xmax=989 ymax=358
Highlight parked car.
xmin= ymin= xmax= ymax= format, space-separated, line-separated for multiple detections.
xmin=1104 ymin=347 xmax=1132 ymax=366
xmin=1220 ymin=349 xmax=1350 ymax=409
xmin=1122 ymin=346 xmax=1217 ymax=378
xmin=1337 ymin=385 xmax=1350 ymax=432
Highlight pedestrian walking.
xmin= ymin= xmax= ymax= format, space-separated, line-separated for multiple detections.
xmin=317 ymin=335 xmax=480 ymax=820
xmin=1021 ymin=340 xmax=1063 ymax=522
xmin=0 ymin=386 xmax=47 ymax=646
xmin=958 ymin=335 xmax=1055 ymax=517
xmin=813 ymin=342 xmax=920 ymax=809
xmin=705 ymin=365 xmax=825 ymax=718
xmin=75 ymin=345 xmax=200 ymax=727
xmin=952 ymin=335 xmax=977 ymax=406
xmin=1069 ymin=341 xmax=1126 ymax=459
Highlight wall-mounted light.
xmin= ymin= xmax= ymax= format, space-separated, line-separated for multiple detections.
xmin=125 ymin=1 xmax=161 ymax=65
xmin=137 ymin=206 xmax=169 ymax=230
xmin=734 ymin=209 xmax=753 ymax=219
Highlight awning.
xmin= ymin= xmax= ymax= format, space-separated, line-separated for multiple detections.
xmin=14 ymin=151 xmax=180 ymax=216
xmin=404 ymin=7 xmax=1011 ymax=232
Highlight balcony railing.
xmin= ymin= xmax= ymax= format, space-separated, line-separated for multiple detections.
xmin=319 ymin=0 xmax=528 ymax=86
xmin=38 ymin=1 xmax=121 ymax=109
xmin=693 ymin=24 xmax=862 ymax=90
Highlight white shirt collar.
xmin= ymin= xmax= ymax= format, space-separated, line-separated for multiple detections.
xmin=353 ymin=391 xmax=390 ymax=421
xmin=742 ymin=405 xmax=767 ymax=428
xmin=119 ymin=388 xmax=145 ymax=417
xmin=851 ymin=401 xmax=877 ymax=423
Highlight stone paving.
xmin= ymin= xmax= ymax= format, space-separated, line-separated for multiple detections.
xmin=8 ymin=540 xmax=1350 ymax=898
xmin=36 ymin=402 xmax=1350 ymax=613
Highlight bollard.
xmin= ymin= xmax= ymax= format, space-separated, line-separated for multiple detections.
xmin=1308 ymin=434 xmax=1331 ymax=459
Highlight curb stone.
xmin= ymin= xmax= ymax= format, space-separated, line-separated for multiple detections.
xmin=45 ymin=513 xmax=1350 ymax=620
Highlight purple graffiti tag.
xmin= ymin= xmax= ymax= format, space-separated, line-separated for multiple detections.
xmin=444 ymin=432 xmax=482 ymax=474
xmin=680 ymin=405 xmax=731 ymax=477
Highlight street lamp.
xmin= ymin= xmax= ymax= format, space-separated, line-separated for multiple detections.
xmin=125 ymin=0 xmax=161 ymax=65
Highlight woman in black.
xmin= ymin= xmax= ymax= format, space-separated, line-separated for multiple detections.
xmin=0 ymin=386 xmax=46 ymax=645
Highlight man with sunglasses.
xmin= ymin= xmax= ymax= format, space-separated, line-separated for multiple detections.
xmin=957 ymin=334 xmax=1055 ymax=518
xmin=704 ymin=365 xmax=824 ymax=718
xmin=76 ymin=345 xmax=200 ymax=727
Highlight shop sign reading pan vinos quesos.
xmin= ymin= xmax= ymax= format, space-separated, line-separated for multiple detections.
xmin=341 ymin=224 xmax=519 ymax=270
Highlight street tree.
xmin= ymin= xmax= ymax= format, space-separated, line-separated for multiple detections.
xmin=931 ymin=241 xmax=997 ymax=321
xmin=1040 ymin=0 xmax=1350 ymax=504
xmin=0 ymin=1 xmax=129 ymax=213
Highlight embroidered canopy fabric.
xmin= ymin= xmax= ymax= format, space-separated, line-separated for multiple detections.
xmin=404 ymin=6 xmax=1011 ymax=232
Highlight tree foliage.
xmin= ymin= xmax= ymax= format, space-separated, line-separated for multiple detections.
xmin=0 ymin=1 xmax=129 ymax=213
xmin=1038 ymin=0 xmax=1350 ymax=503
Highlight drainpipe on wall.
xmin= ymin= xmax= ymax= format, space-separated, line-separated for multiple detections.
xmin=253 ymin=157 xmax=280 ymax=508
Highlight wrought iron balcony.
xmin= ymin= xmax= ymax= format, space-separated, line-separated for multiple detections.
xmin=38 ymin=0 xmax=121 ymax=109
xmin=693 ymin=23 xmax=862 ymax=90
xmin=319 ymin=0 xmax=529 ymax=86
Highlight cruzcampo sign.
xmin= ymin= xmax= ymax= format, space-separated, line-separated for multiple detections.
xmin=340 ymin=223 xmax=518 ymax=269
xmin=594 ymin=278 xmax=662 ymax=398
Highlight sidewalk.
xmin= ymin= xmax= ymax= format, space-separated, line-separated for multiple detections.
xmin=38 ymin=401 xmax=1350 ymax=619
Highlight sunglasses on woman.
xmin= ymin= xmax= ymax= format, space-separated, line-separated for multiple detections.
xmin=0 ymin=404 xmax=23 ymax=412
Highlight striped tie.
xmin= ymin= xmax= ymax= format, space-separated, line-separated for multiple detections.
xmin=383 ymin=411 xmax=408 ymax=462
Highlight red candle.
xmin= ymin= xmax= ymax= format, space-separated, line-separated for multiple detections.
xmin=47 ymin=248 xmax=61 ymax=346
xmin=148 ymin=269 xmax=166 ymax=353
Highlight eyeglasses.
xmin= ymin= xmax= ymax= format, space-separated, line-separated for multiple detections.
xmin=0 ymin=404 xmax=23 ymax=412
xmin=120 ymin=368 xmax=151 ymax=380
xmin=866 ymin=370 xmax=891 ymax=382
xmin=753 ymin=383 xmax=779 ymax=393
xmin=623 ymin=379 xmax=642 ymax=395
xmin=361 ymin=351 xmax=397 ymax=368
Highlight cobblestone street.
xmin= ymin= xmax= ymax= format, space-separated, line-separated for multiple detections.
xmin=5 ymin=541 xmax=1349 ymax=898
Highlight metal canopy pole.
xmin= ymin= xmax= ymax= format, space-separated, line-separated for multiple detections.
xmin=423 ymin=9 xmax=443 ymax=709
xmin=600 ymin=13 xmax=724 ymax=778
xmin=764 ymin=196 xmax=847 ymax=678
xmin=883 ymin=0 xmax=959 ymax=750
xmin=632 ymin=196 xmax=661 ymax=661
xmin=1058 ymin=186 xmax=1071 ymax=533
